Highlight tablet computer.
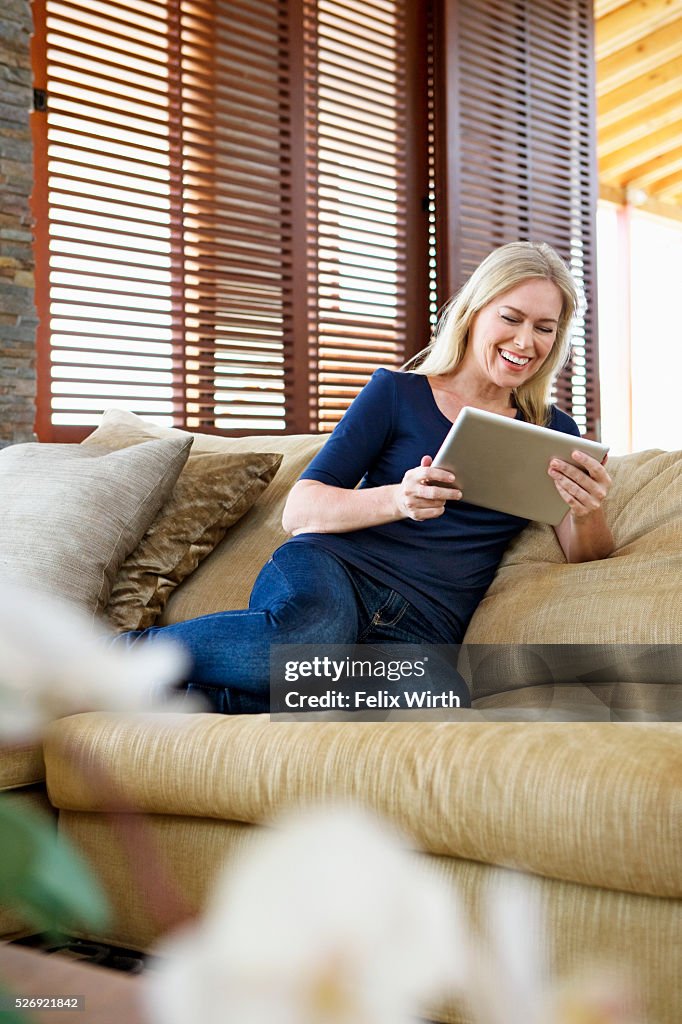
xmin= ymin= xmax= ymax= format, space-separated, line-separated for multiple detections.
xmin=431 ymin=406 xmax=609 ymax=525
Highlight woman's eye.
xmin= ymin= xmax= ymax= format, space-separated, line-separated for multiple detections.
xmin=501 ymin=315 xmax=518 ymax=324
xmin=535 ymin=325 xmax=554 ymax=334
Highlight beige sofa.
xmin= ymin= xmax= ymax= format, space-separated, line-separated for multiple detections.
xmin=1 ymin=426 xmax=681 ymax=1024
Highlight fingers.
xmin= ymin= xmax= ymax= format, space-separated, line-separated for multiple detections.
xmin=398 ymin=461 xmax=462 ymax=521
xmin=404 ymin=479 xmax=462 ymax=512
xmin=417 ymin=481 xmax=462 ymax=502
xmin=405 ymin=503 xmax=448 ymax=521
xmin=548 ymin=451 xmax=611 ymax=517
xmin=571 ymin=450 xmax=609 ymax=478
xmin=407 ymin=463 xmax=458 ymax=488
xmin=549 ymin=452 xmax=611 ymax=490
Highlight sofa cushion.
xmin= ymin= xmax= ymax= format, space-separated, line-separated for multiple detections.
xmin=0 ymin=437 xmax=191 ymax=615
xmin=463 ymin=449 xmax=682 ymax=646
xmin=0 ymin=744 xmax=45 ymax=791
xmin=83 ymin=411 xmax=282 ymax=631
xmin=44 ymin=713 xmax=682 ymax=899
xmin=471 ymin=682 xmax=681 ymax=721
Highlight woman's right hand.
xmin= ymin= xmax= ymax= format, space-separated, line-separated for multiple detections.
xmin=395 ymin=455 xmax=462 ymax=521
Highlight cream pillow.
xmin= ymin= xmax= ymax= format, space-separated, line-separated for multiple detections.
xmin=0 ymin=436 xmax=192 ymax=615
xmin=83 ymin=411 xmax=282 ymax=631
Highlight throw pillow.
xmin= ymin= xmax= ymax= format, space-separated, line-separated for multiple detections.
xmin=83 ymin=411 xmax=282 ymax=631
xmin=0 ymin=436 xmax=192 ymax=615
xmin=83 ymin=408 xmax=325 ymax=625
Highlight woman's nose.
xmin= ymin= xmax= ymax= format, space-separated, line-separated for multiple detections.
xmin=513 ymin=321 xmax=534 ymax=349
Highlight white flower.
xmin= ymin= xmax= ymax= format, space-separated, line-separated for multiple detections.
xmin=463 ymin=872 xmax=644 ymax=1024
xmin=144 ymin=805 xmax=466 ymax=1024
xmin=0 ymin=581 xmax=188 ymax=740
xmin=463 ymin=872 xmax=550 ymax=1024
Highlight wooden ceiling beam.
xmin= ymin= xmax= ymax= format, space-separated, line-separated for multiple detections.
xmin=599 ymin=183 xmax=682 ymax=220
xmin=599 ymin=119 xmax=682 ymax=177
xmin=622 ymin=145 xmax=682 ymax=191
xmin=595 ymin=0 xmax=682 ymax=60
xmin=655 ymin=183 xmax=682 ymax=201
xmin=636 ymin=194 xmax=682 ymax=218
xmin=645 ymin=168 xmax=682 ymax=199
xmin=599 ymin=182 xmax=627 ymax=204
xmin=599 ymin=93 xmax=682 ymax=155
xmin=598 ymin=53 xmax=682 ymax=126
xmin=595 ymin=0 xmax=630 ymax=18
xmin=596 ymin=19 xmax=682 ymax=95
xmin=595 ymin=0 xmax=682 ymax=217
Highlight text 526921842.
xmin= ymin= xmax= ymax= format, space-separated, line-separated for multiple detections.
xmin=0 ymin=995 xmax=84 ymax=1010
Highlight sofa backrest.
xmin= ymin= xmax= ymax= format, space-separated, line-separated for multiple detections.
xmin=459 ymin=448 xmax=682 ymax=709
xmin=463 ymin=448 xmax=682 ymax=646
xmin=165 ymin=439 xmax=682 ymax=652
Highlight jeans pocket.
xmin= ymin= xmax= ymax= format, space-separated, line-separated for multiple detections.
xmin=358 ymin=594 xmax=408 ymax=640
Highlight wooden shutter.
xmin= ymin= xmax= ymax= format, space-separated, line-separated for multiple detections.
xmin=33 ymin=0 xmax=293 ymax=440
xmin=34 ymin=0 xmax=182 ymax=438
xmin=301 ymin=0 xmax=430 ymax=432
xmin=174 ymin=0 xmax=292 ymax=433
xmin=33 ymin=0 xmax=431 ymax=439
xmin=435 ymin=0 xmax=601 ymax=437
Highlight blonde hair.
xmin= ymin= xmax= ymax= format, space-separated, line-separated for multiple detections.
xmin=408 ymin=241 xmax=580 ymax=426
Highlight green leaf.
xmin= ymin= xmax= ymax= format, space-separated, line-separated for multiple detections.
xmin=0 ymin=987 xmax=29 ymax=1024
xmin=0 ymin=981 xmax=30 ymax=1024
xmin=0 ymin=797 xmax=110 ymax=935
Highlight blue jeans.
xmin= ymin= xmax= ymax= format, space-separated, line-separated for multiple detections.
xmin=120 ymin=542 xmax=460 ymax=714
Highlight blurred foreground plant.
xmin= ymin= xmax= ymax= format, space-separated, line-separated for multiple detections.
xmin=0 ymin=582 xmax=185 ymax=741
xmin=145 ymin=808 xmax=645 ymax=1024
xmin=0 ymin=581 xmax=187 ymax=937
xmin=0 ymin=797 xmax=109 ymax=938
xmin=463 ymin=873 xmax=645 ymax=1024
xmin=144 ymin=806 xmax=466 ymax=1024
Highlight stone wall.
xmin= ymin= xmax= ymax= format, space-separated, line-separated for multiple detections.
xmin=0 ymin=0 xmax=36 ymax=443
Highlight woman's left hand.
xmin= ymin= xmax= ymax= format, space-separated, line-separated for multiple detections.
xmin=548 ymin=451 xmax=611 ymax=520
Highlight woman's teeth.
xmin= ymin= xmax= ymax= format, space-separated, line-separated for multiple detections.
xmin=500 ymin=349 xmax=530 ymax=366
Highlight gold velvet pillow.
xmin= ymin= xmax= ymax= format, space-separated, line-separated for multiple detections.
xmin=83 ymin=414 xmax=282 ymax=632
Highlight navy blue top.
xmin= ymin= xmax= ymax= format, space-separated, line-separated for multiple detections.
xmin=290 ymin=368 xmax=580 ymax=642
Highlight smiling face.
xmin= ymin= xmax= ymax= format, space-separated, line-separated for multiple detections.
xmin=462 ymin=277 xmax=563 ymax=393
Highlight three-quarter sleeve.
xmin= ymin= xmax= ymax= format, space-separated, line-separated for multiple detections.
xmin=299 ymin=368 xmax=396 ymax=488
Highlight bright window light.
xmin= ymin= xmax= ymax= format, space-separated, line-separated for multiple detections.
xmin=597 ymin=201 xmax=682 ymax=454
xmin=629 ymin=212 xmax=682 ymax=452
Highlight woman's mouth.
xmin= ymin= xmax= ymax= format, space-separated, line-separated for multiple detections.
xmin=499 ymin=348 xmax=531 ymax=369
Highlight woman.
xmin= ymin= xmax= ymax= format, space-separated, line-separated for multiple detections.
xmin=124 ymin=242 xmax=613 ymax=713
